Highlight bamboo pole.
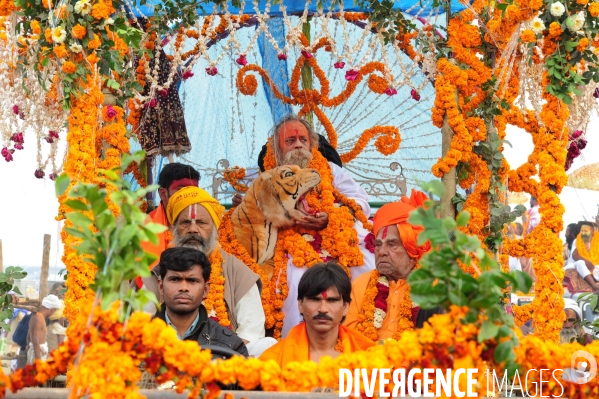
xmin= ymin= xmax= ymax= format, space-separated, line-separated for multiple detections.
xmin=39 ymin=234 xmax=51 ymax=300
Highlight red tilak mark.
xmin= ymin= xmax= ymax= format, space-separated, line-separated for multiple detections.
xmin=382 ymin=226 xmax=389 ymax=240
xmin=190 ymin=205 xmax=196 ymax=220
xmin=321 ymin=290 xmax=328 ymax=299
xmin=294 ymin=129 xmax=300 ymax=137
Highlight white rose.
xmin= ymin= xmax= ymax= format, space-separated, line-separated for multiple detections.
xmin=550 ymin=2 xmax=565 ymax=17
xmin=51 ymin=27 xmax=66 ymax=44
xmin=571 ymin=11 xmax=585 ymax=32
xmin=531 ymin=17 xmax=545 ymax=34
xmin=74 ymin=0 xmax=92 ymax=15
xmin=69 ymin=42 xmax=83 ymax=53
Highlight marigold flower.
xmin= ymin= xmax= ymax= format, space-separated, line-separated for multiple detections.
xmin=53 ymin=44 xmax=68 ymax=58
xmin=590 ymin=2 xmax=599 ymax=17
xmin=577 ymin=37 xmax=589 ymax=52
xmin=520 ymin=29 xmax=536 ymax=43
xmin=30 ymin=20 xmax=41 ymax=35
xmin=88 ymin=34 xmax=101 ymax=49
xmin=91 ymin=1 xmax=110 ymax=20
xmin=41 ymin=0 xmax=52 ymax=8
xmin=44 ymin=28 xmax=53 ymax=43
xmin=549 ymin=22 xmax=562 ymax=37
xmin=72 ymin=24 xmax=86 ymax=39
xmin=62 ymin=61 xmax=77 ymax=74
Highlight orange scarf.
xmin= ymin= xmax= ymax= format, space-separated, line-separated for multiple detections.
xmin=259 ymin=322 xmax=375 ymax=367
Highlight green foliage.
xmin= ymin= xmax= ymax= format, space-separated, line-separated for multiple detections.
xmin=408 ymin=181 xmax=533 ymax=373
xmin=55 ymin=151 xmax=165 ymax=320
xmin=0 ymin=267 xmax=28 ymax=331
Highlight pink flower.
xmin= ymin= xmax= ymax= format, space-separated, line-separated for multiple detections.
xmin=345 ymin=69 xmax=359 ymax=81
xmin=158 ymin=88 xmax=169 ymax=97
xmin=45 ymin=137 xmax=55 ymax=144
xmin=571 ymin=130 xmax=583 ymax=139
xmin=334 ymin=61 xmax=345 ymax=69
xmin=4 ymin=153 xmax=13 ymax=162
xmin=277 ymin=53 xmax=288 ymax=61
xmin=106 ymin=105 xmax=117 ymax=119
xmin=594 ymin=87 xmax=599 ymax=98
xmin=1 ymin=147 xmax=8 ymax=157
xmin=384 ymin=87 xmax=397 ymax=96
xmin=14 ymin=144 xmax=24 ymax=150
xmin=11 ymin=133 xmax=24 ymax=144
xmin=205 ymin=66 xmax=218 ymax=76
xmin=49 ymin=131 xmax=59 ymax=139
xmin=182 ymin=70 xmax=195 ymax=80
xmin=236 ymin=54 xmax=247 ymax=66
xmin=12 ymin=105 xmax=19 ymax=115
xmin=49 ymin=173 xmax=57 ymax=181
xmin=149 ymin=98 xmax=157 ymax=108
xmin=411 ymin=89 xmax=421 ymax=101
xmin=301 ymin=50 xmax=313 ymax=59
xmin=364 ymin=233 xmax=375 ymax=253
xmin=578 ymin=138 xmax=587 ymax=149
xmin=34 ymin=169 xmax=45 ymax=179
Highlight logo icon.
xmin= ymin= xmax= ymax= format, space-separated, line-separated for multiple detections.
xmin=568 ymin=350 xmax=597 ymax=384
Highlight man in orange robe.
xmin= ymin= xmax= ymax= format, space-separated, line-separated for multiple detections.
xmin=137 ymin=163 xmax=200 ymax=288
xmin=344 ymin=190 xmax=442 ymax=340
xmin=260 ymin=262 xmax=374 ymax=367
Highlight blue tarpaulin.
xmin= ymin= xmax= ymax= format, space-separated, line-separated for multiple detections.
xmin=133 ymin=0 xmax=466 ymax=18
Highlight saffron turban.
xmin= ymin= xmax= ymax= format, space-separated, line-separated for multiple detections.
xmin=166 ymin=186 xmax=225 ymax=228
xmin=373 ymin=189 xmax=431 ymax=260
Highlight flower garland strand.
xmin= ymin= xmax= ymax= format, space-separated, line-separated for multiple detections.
xmin=204 ymin=249 xmax=230 ymax=327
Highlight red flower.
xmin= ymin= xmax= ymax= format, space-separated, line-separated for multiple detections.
xmin=14 ymin=143 xmax=24 ymax=150
xmin=49 ymin=173 xmax=57 ymax=180
xmin=45 ymin=137 xmax=55 ymax=144
xmin=1 ymin=147 xmax=8 ymax=157
xmin=301 ymin=50 xmax=313 ymax=59
xmin=158 ymin=88 xmax=169 ymax=97
xmin=277 ymin=53 xmax=288 ymax=60
xmin=345 ymin=69 xmax=359 ymax=81
xmin=4 ymin=153 xmax=13 ymax=162
xmin=594 ymin=87 xmax=599 ymax=98
xmin=183 ymin=70 xmax=195 ymax=79
xmin=34 ymin=169 xmax=45 ymax=179
xmin=411 ymin=306 xmax=420 ymax=324
xmin=105 ymin=105 xmax=117 ymax=119
xmin=364 ymin=233 xmax=376 ymax=253
xmin=12 ymin=105 xmax=19 ymax=115
xmin=374 ymin=282 xmax=389 ymax=313
xmin=571 ymin=130 xmax=583 ymax=139
xmin=334 ymin=61 xmax=345 ymax=69
xmin=205 ymin=66 xmax=217 ymax=76
xmin=411 ymin=89 xmax=420 ymax=101
xmin=49 ymin=131 xmax=59 ymax=139
xmin=236 ymin=54 xmax=247 ymax=66
xmin=384 ymin=87 xmax=397 ymax=96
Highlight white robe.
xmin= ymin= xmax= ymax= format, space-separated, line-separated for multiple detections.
xmin=281 ymin=162 xmax=375 ymax=337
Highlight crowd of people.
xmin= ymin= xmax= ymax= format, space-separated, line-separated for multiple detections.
xmin=133 ymin=114 xmax=443 ymax=363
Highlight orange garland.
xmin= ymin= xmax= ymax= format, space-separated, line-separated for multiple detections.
xmin=575 ymin=233 xmax=599 ymax=266
xmin=223 ymin=166 xmax=248 ymax=193
xmin=204 ymin=248 xmax=230 ymax=327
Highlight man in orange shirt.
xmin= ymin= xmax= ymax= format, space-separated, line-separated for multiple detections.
xmin=344 ymin=190 xmax=442 ymax=341
xmin=260 ymin=262 xmax=374 ymax=367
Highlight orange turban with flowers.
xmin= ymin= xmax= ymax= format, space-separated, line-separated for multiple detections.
xmin=373 ymin=190 xmax=431 ymax=260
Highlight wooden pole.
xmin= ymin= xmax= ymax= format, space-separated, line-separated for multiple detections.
xmin=441 ymin=113 xmax=457 ymax=219
xmin=301 ymin=19 xmax=314 ymax=126
xmin=39 ymin=234 xmax=51 ymax=300
xmin=0 ymin=239 xmax=4 ymax=273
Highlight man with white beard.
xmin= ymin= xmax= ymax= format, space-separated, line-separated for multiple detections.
xmin=233 ymin=115 xmax=375 ymax=337
xmin=145 ymin=186 xmax=276 ymax=357
xmin=561 ymin=299 xmax=591 ymax=345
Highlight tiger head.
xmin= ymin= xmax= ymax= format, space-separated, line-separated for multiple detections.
xmin=252 ymin=165 xmax=321 ymax=227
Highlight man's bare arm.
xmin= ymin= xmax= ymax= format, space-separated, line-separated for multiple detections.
xmin=30 ymin=315 xmax=44 ymax=359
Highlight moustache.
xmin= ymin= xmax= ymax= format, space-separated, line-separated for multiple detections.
xmin=181 ymin=233 xmax=208 ymax=245
xmin=313 ymin=313 xmax=333 ymax=321
xmin=174 ymin=294 xmax=192 ymax=300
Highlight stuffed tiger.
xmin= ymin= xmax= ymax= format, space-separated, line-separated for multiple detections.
xmin=231 ymin=165 xmax=321 ymax=278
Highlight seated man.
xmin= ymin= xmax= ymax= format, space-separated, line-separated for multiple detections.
xmin=344 ymin=191 xmax=443 ymax=340
xmin=564 ymin=221 xmax=599 ymax=292
xmin=233 ymin=115 xmax=375 ymax=337
xmin=155 ymin=247 xmax=248 ymax=356
xmin=152 ymin=186 xmax=275 ymax=357
xmin=260 ymin=262 xmax=374 ymax=367
xmin=561 ymin=298 xmax=591 ymax=345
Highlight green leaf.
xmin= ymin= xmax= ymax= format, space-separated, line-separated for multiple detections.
xmin=478 ymin=321 xmax=499 ymax=342
xmin=55 ymin=174 xmax=70 ymax=196
xmin=63 ymin=199 xmax=89 ymax=212
xmin=456 ymin=211 xmax=470 ymax=227
xmin=494 ymin=341 xmax=515 ymax=364
xmin=65 ymin=212 xmax=93 ymax=229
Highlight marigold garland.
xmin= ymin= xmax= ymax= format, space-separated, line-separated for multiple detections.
xmin=575 ymin=232 xmax=599 ymax=265
xmin=204 ymin=248 xmax=230 ymax=327
xmin=223 ymin=166 xmax=248 ymax=193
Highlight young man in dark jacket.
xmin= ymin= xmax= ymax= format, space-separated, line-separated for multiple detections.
xmin=155 ymin=247 xmax=248 ymax=356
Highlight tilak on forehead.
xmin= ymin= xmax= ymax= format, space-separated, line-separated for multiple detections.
xmin=189 ymin=204 xmax=196 ymax=220
xmin=321 ymin=290 xmax=327 ymax=299
xmin=278 ymin=124 xmax=309 ymax=147
xmin=382 ymin=226 xmax=389 ymax=240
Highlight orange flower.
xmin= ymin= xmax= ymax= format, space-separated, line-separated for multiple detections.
xmin=72 ymin=24 xmax=86 ymax=39
xmin=548 ymin=22 xmax=562 ymax=37
xmin=30 ymin=20 xmax=41 ymax=35
xmin=41 ymin=0 xmax=52 ymax=8
xmin=44 ymin=28 xmax=53 ymax=43
xmin=591 ymin=2 xmax=599 ymax=17
xmin=91 ymin=1 xmax=110 ymax=20
xmin=61 ymin=61 xmax=77 ymax=74
xmin=53 ymin=44 xmax=68 ymax=58
xmin=577 ymin=37 xmax=589 ymax=52
xmin=88 ymin=34 xmax=101 ymax=49
xmin=520 ymin=29 xmax=536 ymax=43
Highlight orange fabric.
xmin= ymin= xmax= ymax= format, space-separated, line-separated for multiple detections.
xmin=259 ymin=322 xmax=374 ymax=367
xmin=141 ymin=203 xmax=170 ymax=270
xmin=344 ymin=270 xmax=409 ymax=339
xmin=372 ymin=189 xmax=430 ymax=260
